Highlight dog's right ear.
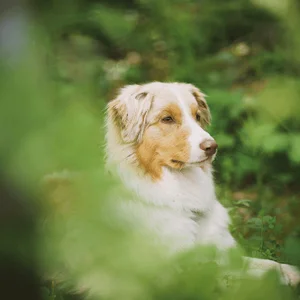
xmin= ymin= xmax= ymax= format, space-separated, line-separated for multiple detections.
xmin=107 ymin=85 xmax=153 ymax=144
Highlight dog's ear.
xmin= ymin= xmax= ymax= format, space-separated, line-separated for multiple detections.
xmin=189 ymin=85 xmax=211 ymax=127
xmin=107 ymin=85 xmax=153 ymax=144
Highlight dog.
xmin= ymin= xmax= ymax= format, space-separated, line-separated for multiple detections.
xmin=105 ymin=81 xmax=300 ymax=286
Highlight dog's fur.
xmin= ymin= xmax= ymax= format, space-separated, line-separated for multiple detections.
xmin=106 ymin=82 xmax=300 ymax=286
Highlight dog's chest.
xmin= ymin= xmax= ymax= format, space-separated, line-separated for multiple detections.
xmin=119 ymin=165 xmax=237 ymax=251
xmin=120 ymin=166 xmax=215 ymax=212
xmin=117 ymin=166 xmax=229 ymax=250
xmin=129 ymin=201 xmax=235 ymax=252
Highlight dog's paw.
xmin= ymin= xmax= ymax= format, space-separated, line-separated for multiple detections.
xmin=280 ymin=264 xmax=300 ymax=287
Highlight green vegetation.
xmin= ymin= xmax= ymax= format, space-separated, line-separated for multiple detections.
xmin=1 ymin=0 xmax=300 ymax=299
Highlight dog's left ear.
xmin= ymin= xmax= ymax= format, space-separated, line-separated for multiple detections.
xmin=189 ymin=85 xmax=211 ymax=127
xmin=107 ymin=85 xmax=153 ymax=144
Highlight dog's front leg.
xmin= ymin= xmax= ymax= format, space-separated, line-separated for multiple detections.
xmin=243 ymin=257 xmax=300 ymax=286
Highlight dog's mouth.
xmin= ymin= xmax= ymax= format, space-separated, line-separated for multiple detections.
xmin=171 ymin=157 xmax=210 ymax=167
xmin=187 ymin=158 xmax=210 ymax=165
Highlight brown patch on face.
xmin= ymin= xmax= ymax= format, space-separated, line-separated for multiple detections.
xmin=191 ymin=89 xmax=211 ymax=127
xmin=136 ymin=103 xmax=190 ymax=181
xmin=160 ymin=103 xmax=182 ymax=124
xmin=190 ymin=103 xmax=200 ymax=120
xmin=190 ymin=102 xmax=209 ymax=129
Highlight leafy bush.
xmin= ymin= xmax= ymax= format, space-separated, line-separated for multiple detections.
xmin=1 ymin=0 xmax=300 ymax=299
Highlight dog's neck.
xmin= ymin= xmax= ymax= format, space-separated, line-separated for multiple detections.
xmin=106 ymin=125 xmax=217 ymax=213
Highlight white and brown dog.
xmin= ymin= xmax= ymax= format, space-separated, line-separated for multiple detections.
xmin=106 ymin=81 xmax=300 ymax=286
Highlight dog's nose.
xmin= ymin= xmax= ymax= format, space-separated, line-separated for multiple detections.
xmin=200 ymin=139 xmax=218 ymax=156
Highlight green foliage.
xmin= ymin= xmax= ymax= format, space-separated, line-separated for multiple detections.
xmin=1 ymin=0 xmax=300 ymax=299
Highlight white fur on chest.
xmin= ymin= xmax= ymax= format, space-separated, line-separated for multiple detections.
xmin=120 ymin=164 xmax=215 ymax=212
xmin=111 ymin=158 xmax=235 ymax=252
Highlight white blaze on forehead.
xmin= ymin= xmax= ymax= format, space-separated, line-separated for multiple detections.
xmin=169 ymin=85 xmax=212 ymax=162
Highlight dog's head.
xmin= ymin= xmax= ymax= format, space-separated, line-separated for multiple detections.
xmin=107 ymin=82 xmax=217 ymax=180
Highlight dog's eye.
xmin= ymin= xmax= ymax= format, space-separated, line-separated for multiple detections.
xmin=161 ymin=116 xmax=175 ymax=124
xmin=196 ymin=113 xmax=201 ymax=122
